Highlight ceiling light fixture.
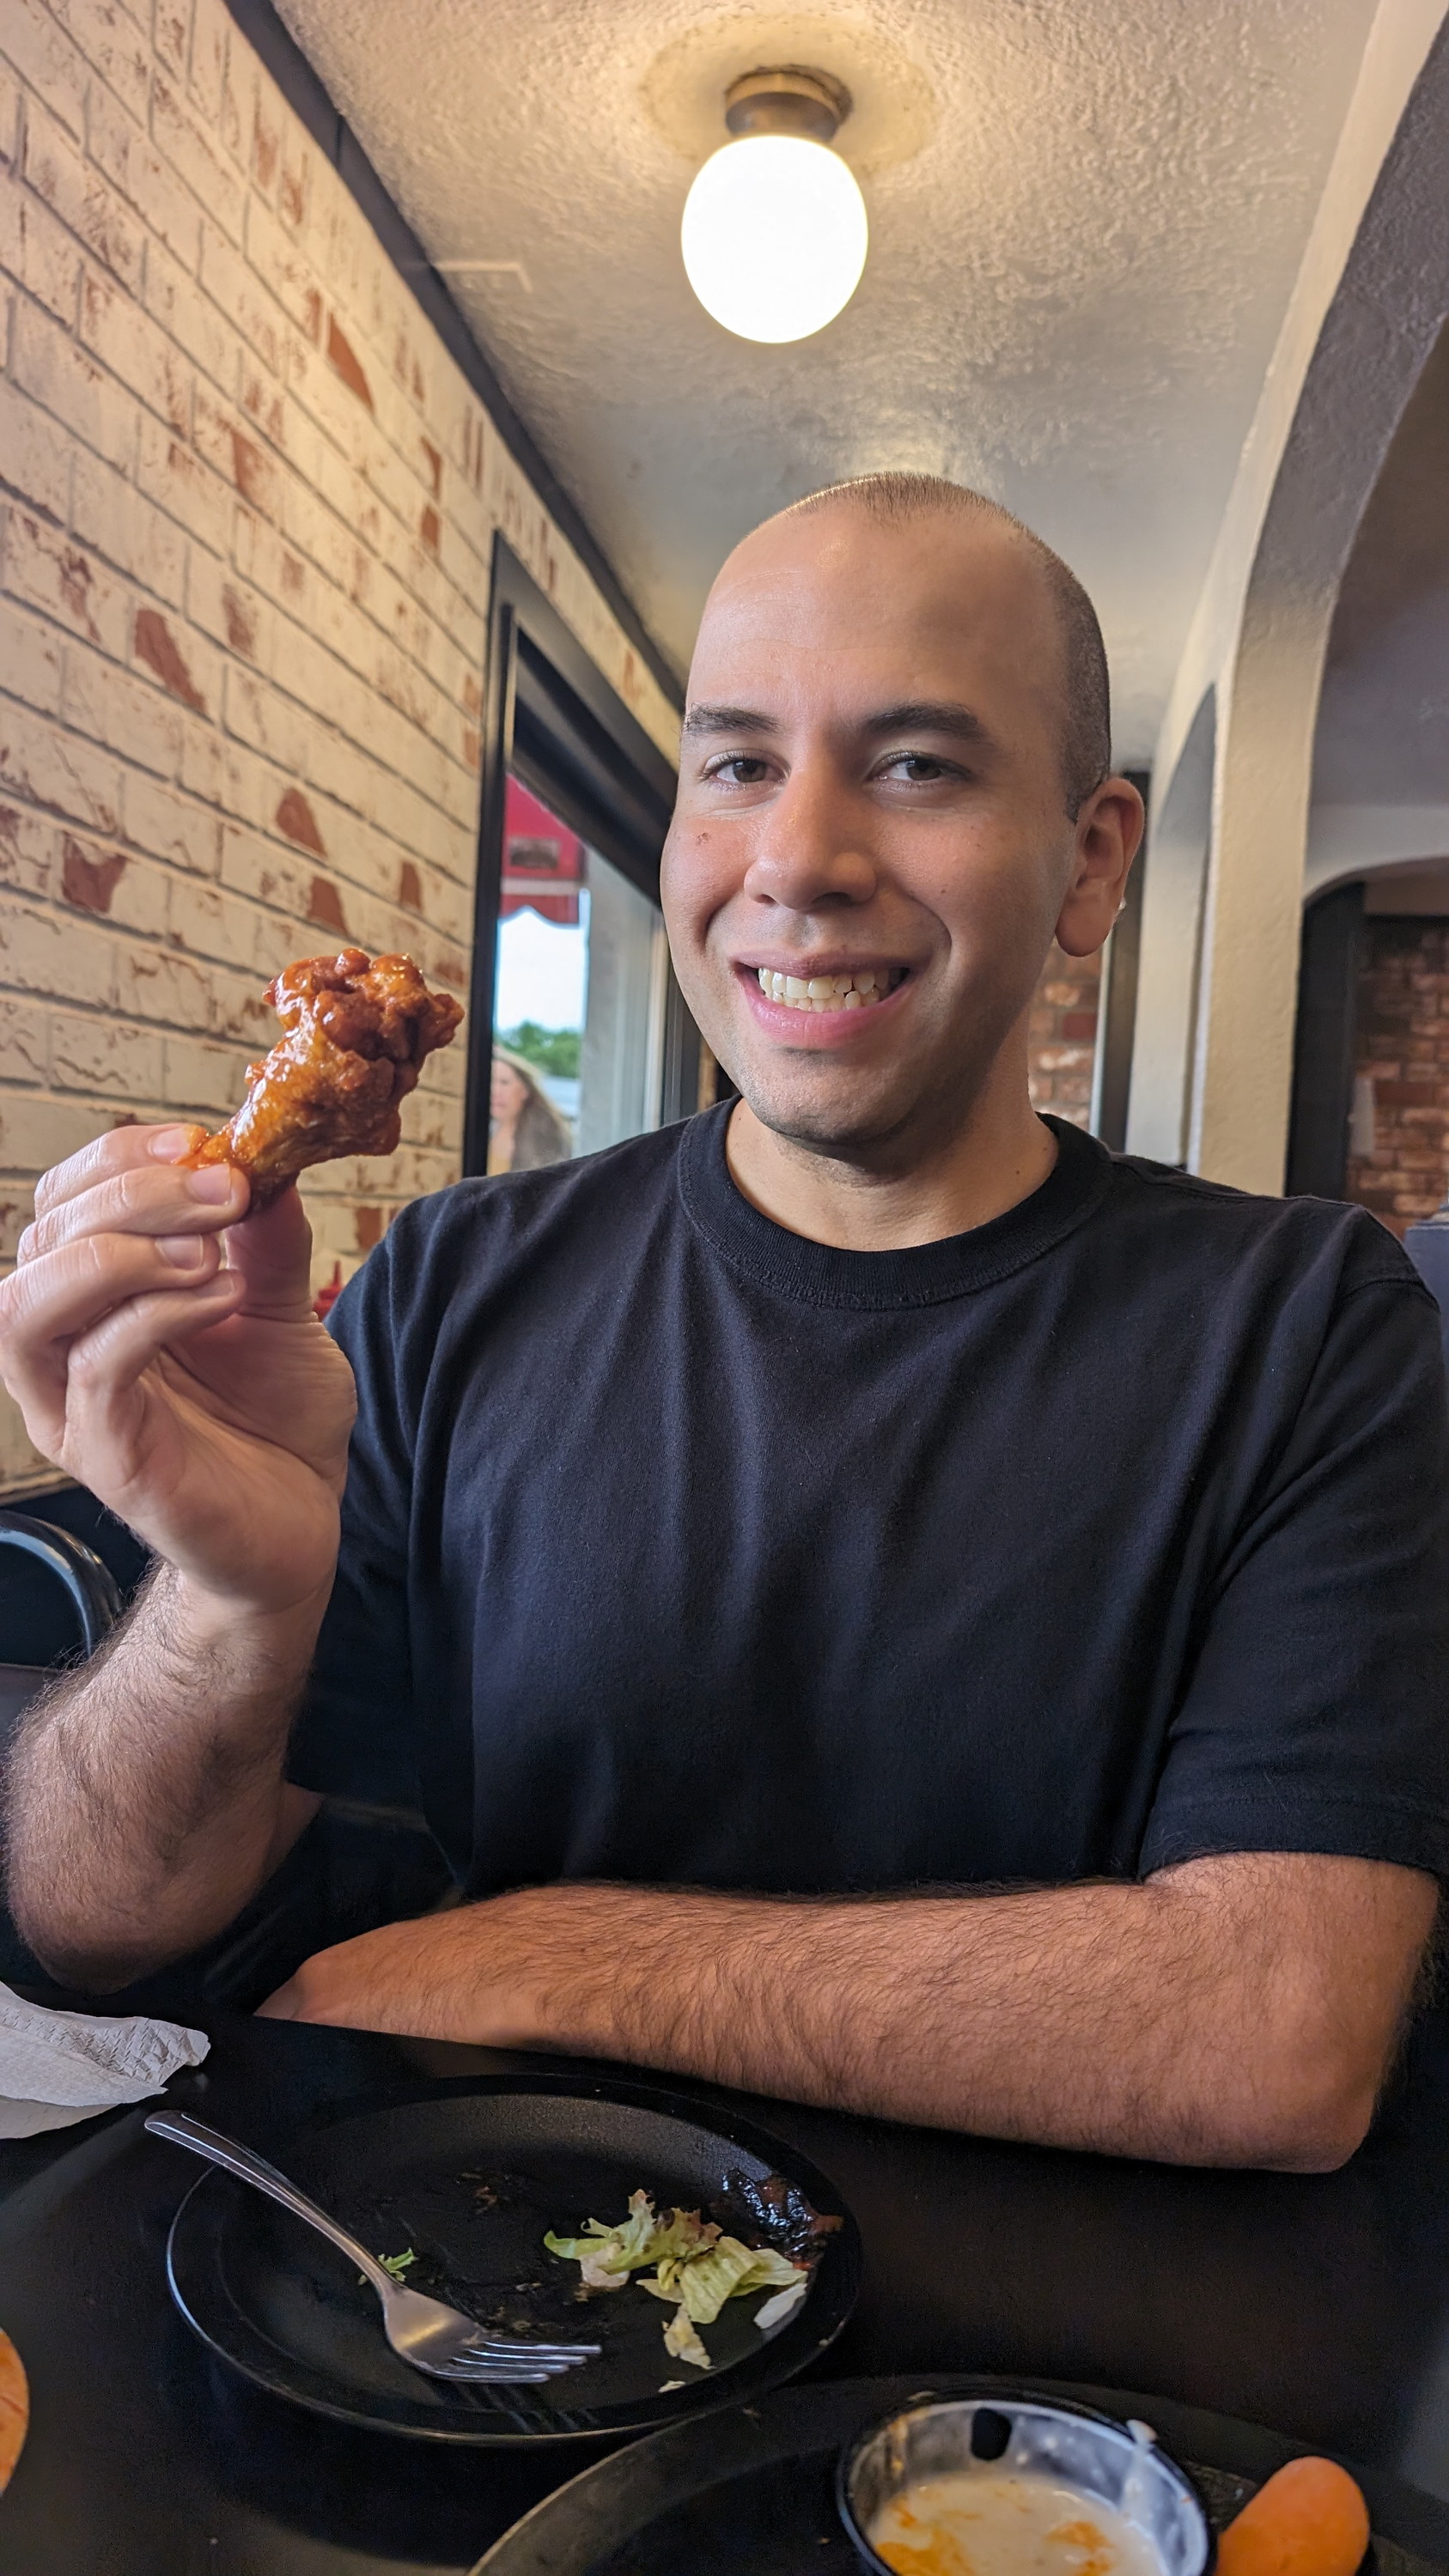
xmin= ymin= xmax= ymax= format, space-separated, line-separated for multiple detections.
xmin=680 ymin=67 xmax=868 ymax=345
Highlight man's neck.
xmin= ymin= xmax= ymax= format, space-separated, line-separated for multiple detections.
xmin=723 ymin=1083 xmax=1059 ymax=1253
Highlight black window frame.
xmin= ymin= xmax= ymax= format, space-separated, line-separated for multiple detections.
xmin=462 ymin=534 xmax=697 ymax=1175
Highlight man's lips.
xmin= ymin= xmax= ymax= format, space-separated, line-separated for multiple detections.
xmin=734 ymin=961 xmax=915 ymax=1042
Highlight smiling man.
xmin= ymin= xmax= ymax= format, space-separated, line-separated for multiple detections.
xmin=3 ymin=475 xmax=1447 ymax=2172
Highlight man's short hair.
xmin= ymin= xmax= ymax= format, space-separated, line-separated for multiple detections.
xmin=781 ymin=472 xmax=1111 ymax=817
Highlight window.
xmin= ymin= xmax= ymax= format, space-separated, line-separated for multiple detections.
xmin=464 ymin=538 xmax=699 ymax=1176
xmin=490 ymin=774 xmax=669 ymax=1171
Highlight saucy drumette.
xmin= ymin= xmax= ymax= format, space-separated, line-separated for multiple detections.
xmin=185 ymin=948 xmax=464 ymax=1208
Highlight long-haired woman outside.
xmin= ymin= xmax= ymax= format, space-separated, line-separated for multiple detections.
xmin=488 ymin=1047 xmax=573 ymax=1173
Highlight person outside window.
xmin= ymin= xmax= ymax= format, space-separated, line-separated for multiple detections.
xmin=487 ymin=1047 xmax=573 ymax=1174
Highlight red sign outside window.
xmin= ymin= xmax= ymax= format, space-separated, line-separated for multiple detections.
xmin=502 ymin=775 xmax=585 ymax=927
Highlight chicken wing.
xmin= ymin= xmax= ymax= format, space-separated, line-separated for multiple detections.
xmin=185 ymin=947 xmax=464 ymax=1208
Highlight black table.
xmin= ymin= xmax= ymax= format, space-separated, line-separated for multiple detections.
xmin=4 ymin=2003 xmax=1449 ymax=2573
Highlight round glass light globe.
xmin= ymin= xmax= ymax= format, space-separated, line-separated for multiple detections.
xmin=680 ymin=134 xmax=868 ymax=344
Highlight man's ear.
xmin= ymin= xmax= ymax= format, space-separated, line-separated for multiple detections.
xmin=1055 ymin=777 xmax=1145 ymax=960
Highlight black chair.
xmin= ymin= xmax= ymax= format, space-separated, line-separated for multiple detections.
xmin=0 ymin=1494 xmax=453 ymax=2011
xmin=0 ymin=1509 xmax=128 ymax=1986
xmin=0 ymin=1508 xmax=124 ymax=1737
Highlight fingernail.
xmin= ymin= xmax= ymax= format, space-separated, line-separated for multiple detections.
xmin=159 ymin=1235 xmax=208 ymax=1268
xmin=149 ymin=1126 xmax=196 ymax=1162
xmin=185 ymin=1165 xmax=236 ymax=1203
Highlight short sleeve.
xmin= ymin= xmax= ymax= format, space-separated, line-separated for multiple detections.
xmin=285 ymin=1239 xmax=422 ymax=1811
xmin=1141 ymin=1273 xmax=1449 ymax=1879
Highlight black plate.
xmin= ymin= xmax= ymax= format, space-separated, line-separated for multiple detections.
xmin=469 ymin=2376 xmax=1449 ymax=2575
xmin=163 ymin=2072 xmax=860 ymax=2444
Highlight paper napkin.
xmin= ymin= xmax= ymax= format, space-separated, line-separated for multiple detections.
xmin=0 ymin=1984 xmax=210 ymax=2138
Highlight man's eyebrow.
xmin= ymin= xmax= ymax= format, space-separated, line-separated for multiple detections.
xmin=679 ymin=699 xmax=996 ymax=750
xmin=681 ymin=704 xmax=782 ymax=738
xmin=860 ymin=701 xmax=993 ymax=745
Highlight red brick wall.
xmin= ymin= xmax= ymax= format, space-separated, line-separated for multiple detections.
xmin=1028 ymin=943 xmax=1101 ymax=1128
xmin=1344 ymin=917 xmax=1449 ymax=1236
xmin=0 ymin=0 xmax=678 ymax=1492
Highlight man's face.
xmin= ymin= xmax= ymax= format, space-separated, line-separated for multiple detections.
xmin=661 ymin=506 xmax=1126 ymax=1157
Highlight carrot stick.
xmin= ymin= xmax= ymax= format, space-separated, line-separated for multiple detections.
xmin=1216 ymin=2457 xmax=1370 ymax=2576
xmin=0 ymin=2328 xmax=28 ymax=2494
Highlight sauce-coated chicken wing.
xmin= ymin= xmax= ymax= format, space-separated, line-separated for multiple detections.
xmin=185 ymin=948 xmax=464 ymax=1207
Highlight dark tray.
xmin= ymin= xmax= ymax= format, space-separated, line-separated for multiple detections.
xmin=470 ymin=2374 xmax=1449 ymax=2574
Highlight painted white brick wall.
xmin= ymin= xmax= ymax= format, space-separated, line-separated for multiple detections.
xmin=0 ymin=0 xmax=679 ymax=1495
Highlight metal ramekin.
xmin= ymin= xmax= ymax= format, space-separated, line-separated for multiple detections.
xmin=837 ymin=2391 xmax=1215 ymax=2576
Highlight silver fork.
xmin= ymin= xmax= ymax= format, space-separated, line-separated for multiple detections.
xmin=144 ymin=2108 xmax=602 ymax=2385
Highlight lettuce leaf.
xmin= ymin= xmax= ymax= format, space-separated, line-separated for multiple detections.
xmin=544 ymin=2187 xmax=664 ymax=2287
xmin=642 ymin=2235 xmax=807 ymax=2324
xmin=544 ymin=2192 xmax=809 ymax=2364
xmin=648 ymin=2206 xmax=720 ymax=2266
xmin=663 ymin=2304 xmax=711 ymax=2370
xmin=544 ymin=2192 xmax=719 ymax=2290
xmin=752 ymin=2275 xmax=809 ymax=2330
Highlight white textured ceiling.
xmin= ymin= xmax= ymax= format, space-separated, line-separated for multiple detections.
xmin=277 ymin=0 xmax=1380 ymax=761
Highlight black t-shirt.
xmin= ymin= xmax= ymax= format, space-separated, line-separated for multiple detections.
xmin=289 ymin=1110 xmax=1449 ymax=1897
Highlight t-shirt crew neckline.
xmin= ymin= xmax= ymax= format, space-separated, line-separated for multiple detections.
xmin=678 ymin=1103 xmax=1114 ymax=1310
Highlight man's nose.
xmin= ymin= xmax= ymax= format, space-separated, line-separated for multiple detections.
xmin=741 ymin=763 xmax=878 ymax=911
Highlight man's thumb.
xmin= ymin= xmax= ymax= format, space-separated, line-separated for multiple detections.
xmin=222 ymin=1182 xmax=319 ymax=1318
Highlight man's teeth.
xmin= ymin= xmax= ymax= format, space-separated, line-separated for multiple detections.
xmin=755 ymin=969 xmax=901 ymax=1012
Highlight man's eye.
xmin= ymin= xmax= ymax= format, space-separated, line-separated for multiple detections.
xmin=880 ymin=753 xmax=953 ymax=783
xmin=708 ymin=755 xmax=771 ymax=786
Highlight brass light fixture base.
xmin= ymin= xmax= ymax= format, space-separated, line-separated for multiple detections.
xmin=723 ymin=66 xmax=854 ymax=145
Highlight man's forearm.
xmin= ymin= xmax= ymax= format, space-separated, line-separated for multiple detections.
xmin=487 ymin=1868 xmax=1417 ymax=2166
xmin=2 ymin=1562 xmax=325 ymax=1986
xmin=261 ymin=1854 xmax=1436 ymax=2169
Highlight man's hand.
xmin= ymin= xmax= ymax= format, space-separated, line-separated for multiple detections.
xmin=258 ymin=1901 xmax=545 ymax=2043
xmin=0 ymin=1123 xmax=355 ymax=1616
xmin=257 ymin=1855 xmax=1438 ymax=2172
xmin=0 ymin=1122 xmax=353 ymax=1987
